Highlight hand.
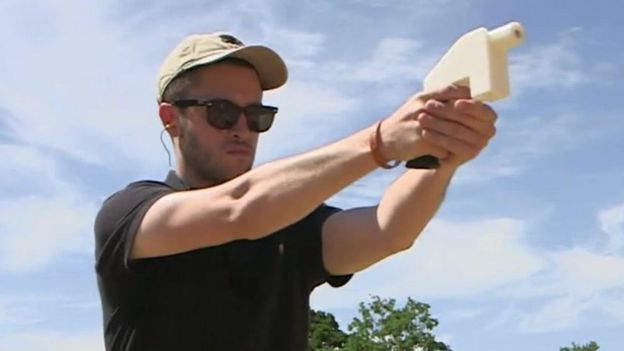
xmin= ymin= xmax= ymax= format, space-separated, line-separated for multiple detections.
xmin=378 ymin=85 xmax=476 ymax=162
xmin=417 ymin=87 xmax=497 ymax=168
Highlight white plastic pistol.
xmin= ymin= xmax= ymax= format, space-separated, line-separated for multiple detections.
xmin=406 ymin=21 xmax=525 ymax=168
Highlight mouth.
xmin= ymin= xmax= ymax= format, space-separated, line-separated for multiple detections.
xmin=224 ymin=143 xmax=253 ymax=157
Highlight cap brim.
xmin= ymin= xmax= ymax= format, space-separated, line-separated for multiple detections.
xmin=230 ymin=45 xmax=288 ymax=90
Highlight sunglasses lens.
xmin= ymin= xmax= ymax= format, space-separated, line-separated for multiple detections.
xmin=203 ymin=100 xmax=276 ymax=132
xmin=206 ymin=100 xmax=240 ymax=129
xmin=246 ymin=106 xmax=276 ymax=132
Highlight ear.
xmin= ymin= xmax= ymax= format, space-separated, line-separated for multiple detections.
xmin=159 ymin=103 xmax=178 ymax=136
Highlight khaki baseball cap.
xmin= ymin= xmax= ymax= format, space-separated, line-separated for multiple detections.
xmin=156 ymin=32 xmax=288 ymax=102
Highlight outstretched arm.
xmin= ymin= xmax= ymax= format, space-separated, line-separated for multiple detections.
xmin=322 ymin=87 xmax=497 ymax=275
xmin=130 ymin=87 xmax=461 ymax=259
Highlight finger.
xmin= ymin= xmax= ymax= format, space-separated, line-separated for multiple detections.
xmin=454 ymin=99 xmax=498 ymax=123
xmin=414 ymin=84 xmax=471 ymax=102
xmin=420 ymin=128 xmax=480 ymax=160
xmin=421 ymin=101 xmax=497 ymax=139
xmin=418 ymin=112 xmax=487 ymax=148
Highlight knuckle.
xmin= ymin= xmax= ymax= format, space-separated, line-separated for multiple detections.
xmin=478 ymin=138 xmax=489 ymax=149
xmin=489 ymin=125 xmax=497 ymax=138
xmin=424 ymin=99 xmax=440 ymax=110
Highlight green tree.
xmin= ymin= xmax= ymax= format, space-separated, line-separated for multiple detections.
xmin=309 ymin=309 xmax=348 ymax=350
xmin=343 ymin=295 xmax=451 ymax=351
xmin=560 ymin=341 xmax=600 ymax=351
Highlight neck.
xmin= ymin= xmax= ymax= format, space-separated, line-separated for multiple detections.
xmin=175 ymin=164 xmax=216 ymax=189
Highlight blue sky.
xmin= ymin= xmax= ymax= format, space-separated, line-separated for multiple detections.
xmin=1 ymin=0 xmax=623 ymax=350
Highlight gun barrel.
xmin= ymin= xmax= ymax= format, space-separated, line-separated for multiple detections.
xmin=488 ymin=22 xmax=525 ymax=50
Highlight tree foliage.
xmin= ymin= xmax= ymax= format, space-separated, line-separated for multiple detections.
xmin=309 ymin=309 xmax=348 ymax=350
xmin=310 ymin=298 xmax=602 ymax=351
xmin=309 ymin=295 xmax=451 ymax=351
xmin=344 ymin=296 xmax=451 ymax=351
xmin=560 ymin=341 xmax=600 ymax=351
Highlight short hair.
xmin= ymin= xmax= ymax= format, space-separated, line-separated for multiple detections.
xmin=161 ymin=57 xmax=256 ymax=103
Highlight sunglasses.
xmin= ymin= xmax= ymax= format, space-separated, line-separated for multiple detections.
xmin=172 ymin=98 xmax=278 ymax=133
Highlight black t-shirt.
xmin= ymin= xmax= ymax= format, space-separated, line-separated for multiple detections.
xmin=94 ymin=171 xmax=352 ymax=351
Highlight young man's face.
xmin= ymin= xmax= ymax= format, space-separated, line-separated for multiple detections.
xmin=175 ymin=62 xmax=263 ymax=187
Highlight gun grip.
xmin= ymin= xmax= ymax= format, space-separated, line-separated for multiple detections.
xmin=405 ymin=155 xmax=440 ymax=169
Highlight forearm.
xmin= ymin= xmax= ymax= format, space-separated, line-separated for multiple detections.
xmin=376 ymin=164 xmax=456 ymax=249
xmin=211 ymin=127 xmax=378 ymax=239
xmin=135 ymin=125 xmax=382 ymax=258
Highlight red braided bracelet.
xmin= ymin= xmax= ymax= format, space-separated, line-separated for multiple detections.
xmin=369 ymin=120 xmax=401 ymax=169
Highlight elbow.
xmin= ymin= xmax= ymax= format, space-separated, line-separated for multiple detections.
xmin=390 ymin=237 xmax=415 ymax=254
xmin=385 ymin=230 xmax=417 ymax=254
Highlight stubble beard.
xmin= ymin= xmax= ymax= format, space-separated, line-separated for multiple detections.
xmin=179 ymin=126 xmax=253 ymax=187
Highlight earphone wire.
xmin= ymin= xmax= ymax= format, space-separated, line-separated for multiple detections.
xmin=160 ymin=128 xmax=172 ymax=168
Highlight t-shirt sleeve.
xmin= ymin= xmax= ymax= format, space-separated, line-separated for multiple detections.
xmin=94 ymin=182 xmax=171 ymax=276
xmin=298 ymin=204 xmax=353 ymax=290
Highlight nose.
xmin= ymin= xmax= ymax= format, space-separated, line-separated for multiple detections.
xmin=229 ymin=112 xmax=251 ymax=138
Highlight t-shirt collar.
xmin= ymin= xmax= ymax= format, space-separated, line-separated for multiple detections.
xmin=164 ymin=170 xmax=191 ymax=191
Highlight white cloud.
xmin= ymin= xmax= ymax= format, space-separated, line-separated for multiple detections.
xmin=519 ymin=293 xmax=624 ymax=334
xmin=483 ymin=203 xmax=624 ymax=334
xmin=345 ymin=0 xmax=457 ymax=12
xmin=595 ymin=294 xmax=624 ymax=325
xmin=0 ymin=145 xmax=97 ymax=273
xmin=513 ymin=291 xmax=624 ymax=334
xmin=0 ymin=296 xmax=43 ymax=327
xmin=0 ymin=195 xmax=97 ymax=273
xmin=312 ymin=217 xmax=545 ymax=309
xmin=0 ymin=331 xmax=104 ymax=351
xmin=0 ymin=293 xmax=100 ymax=330
xmin=453 ymin=107 xmax=607 ymax=185
xmin=271 ymin=29 xmax=325 ymax=64
xmin=500 ymin=203 xmax=624 ymax=301
xmin=518 ymin=295 xmax=590 ymax=333
xmin=484 ymin=304 xmax=520 ymax=331
xmin=598 ymin=202 xmax=624 ymax=253
xmin=510 ymin=28 xmax=600 ymax=95
xmin=352 ymin=38 xmax=431 ymax=82
xmin=445 ymin=308 xmax=484 ymax=321
xmin=0 ymin=144 xmax=66 ymax=195
xmin=0 ymin=303 xmax=5 ymax=324
xmin=395 ymin=218 xmax=544 ymax=298
xmin=0 ymin=0 xmax=165 ymax=171
xmin=549 ymin=247 xmax=624 ymax=298
xmin=313 ymin=200 xmax=624 ymax=335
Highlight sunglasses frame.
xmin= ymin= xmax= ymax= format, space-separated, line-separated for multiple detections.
xmin=172 ymin=98 xmax=278 ymax=133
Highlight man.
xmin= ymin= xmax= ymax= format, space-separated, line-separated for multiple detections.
xmin=94 ymin=32 xmax=496 ymax=350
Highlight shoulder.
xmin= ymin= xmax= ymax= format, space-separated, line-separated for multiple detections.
xmin=103 ymin=180 xmax=171 ymax=207
xmin=94 ymin=180 xmax=173 ymax=238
